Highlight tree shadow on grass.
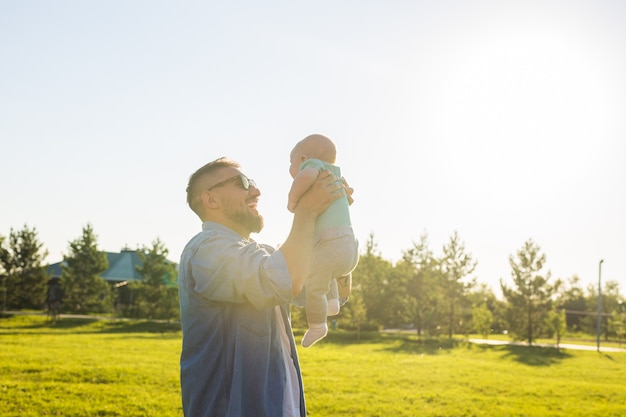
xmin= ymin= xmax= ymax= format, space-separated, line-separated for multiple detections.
xmin=314 ymin=330 xmax=463 ymax=355
xmin=49 ymin=317 xmax=182 ymax=335
xmin=1 ymin=314 xmax=181 ymax=335
xmin=378 ymin=335 xmax=462 ymax=355
xmin=496 ymin=344 xmax=572 ymax=366
xmin=296 ymin=329 xmax=405 ymax=347
xmin=319 ymin=331 xmax=577 ymax=363
xmin=95 ymin=319 xmax=181 ymax=334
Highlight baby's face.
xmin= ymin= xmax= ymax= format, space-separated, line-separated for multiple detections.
xmin=289 ymin=147 xmax=302 ymax=178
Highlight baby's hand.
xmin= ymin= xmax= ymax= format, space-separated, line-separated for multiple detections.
xmin=342 ymin=177 xmax=355 ymax=205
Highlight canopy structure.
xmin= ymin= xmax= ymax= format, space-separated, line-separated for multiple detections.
xmin=47 ymin=250 xmax=151 ymax=284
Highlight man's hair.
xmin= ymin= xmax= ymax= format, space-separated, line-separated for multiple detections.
xmin=186 ymin=157 xmax=240 ymax=215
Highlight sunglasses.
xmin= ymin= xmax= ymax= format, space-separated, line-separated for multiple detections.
xmin=207 ymin=174 xmax=257 ymax=191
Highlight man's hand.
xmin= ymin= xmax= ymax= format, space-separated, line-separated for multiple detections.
xmin=341 ymin=177 xmax=354 ymax=206
xmin=281 ymin=171 xmax=355 ymax=296
xmin=295 ymin=170 xmax=344 ymax=218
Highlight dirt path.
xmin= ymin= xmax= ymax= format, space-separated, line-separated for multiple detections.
xmin=468 ymin=338 xmax=626 ymax=352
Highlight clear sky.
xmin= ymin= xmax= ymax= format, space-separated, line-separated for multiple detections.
xmin=1 ymin=1 xmax=625 ymax=297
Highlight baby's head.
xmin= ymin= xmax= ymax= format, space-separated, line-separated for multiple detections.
xmin=289 ymin=134 xmax=337 ymax=178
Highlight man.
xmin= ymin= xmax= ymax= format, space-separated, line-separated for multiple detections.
xmin=178 ymin=157 xmax=348 ymax=417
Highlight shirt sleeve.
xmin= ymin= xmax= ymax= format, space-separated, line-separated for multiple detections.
xmin=299 ymin=158 xmax=326 ymax=172
xmin=190 ymin=232 xmax=294 ymax=309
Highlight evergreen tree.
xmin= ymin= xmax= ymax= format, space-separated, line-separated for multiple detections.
xmin=472 ymin=303 xmax=493 ymax=338
xmin=467 ymin=284 xmax=508 ymax=334
xmin=0 ymin=234 xmax=4 ymax=311
xmin=545 ymin=308 xmax=567 ymax=348
xmin=400 ymin=232 xmax=441 ymax=339
xmin=134 ymin=239 xmax=179 ymax=320
xmin=608 ymin=308 xmax=626 ymax=345
xmin=501 ymin=239 xmax=557 ymax=345
xmin=61 ymin=224 xmax=110 ymax=314
xmin=585 ymin=280 xmax=623 ymax=341
xmin=556 ymin=275 xmax=587 ymax=332
xmin=381 ymin=263 xmax=414 ymax=328
xmin=351 ymin=233 xmax=392 ymax=328
xmin=439 ymin=231 xmax=477 ymax=338
xmin=341 ymin=287 xmax=367 ymax=340
xmin=0 ymin=225 xmax=49 ymax=310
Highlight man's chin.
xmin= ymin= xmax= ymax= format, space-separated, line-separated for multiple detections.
xmin=251 ymin=216 xmax=264 ymax=234
xmin=228 ymin=212 xmax=263 ymax=235
xmin=243 ymin=215 xmax=264 ymax=235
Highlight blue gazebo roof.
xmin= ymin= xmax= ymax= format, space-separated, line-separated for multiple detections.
xmin=102 ymin=251 xmax=144 ymax=282
xmin=47 ymin=250 xmax=153 ymax=283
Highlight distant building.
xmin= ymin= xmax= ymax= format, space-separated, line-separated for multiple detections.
xmin=46 ymin=249 xmax=145 ymax=286
xmin=46 ymin=249 xmax=177 ymax=311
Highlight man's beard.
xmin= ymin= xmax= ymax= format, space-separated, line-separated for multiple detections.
xmin=228 ymin=209 xmax=264 ymax=234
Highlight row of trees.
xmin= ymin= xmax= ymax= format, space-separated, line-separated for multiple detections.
xmin=336 ymin=232 xmax=624 ymax=346
xmin=0 ymin=224 xmax=178 ymax=321
xmin=1 ymin=224 xmax=624 ymax=345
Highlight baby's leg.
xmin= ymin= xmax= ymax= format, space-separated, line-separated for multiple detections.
xmin=302 ymin=322 xmax=328 ymax=348
xmin=302 ymin=229 xmax=359 ymax=347
xmin=337 ymin=273 xmax=352 ymax=300
xmin=327 ymin=279 xmax=340 ymax=316
xmin=302 ymin=272 xmax=329 ymax=347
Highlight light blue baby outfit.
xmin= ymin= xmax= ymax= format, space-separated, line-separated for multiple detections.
xmin=297 ymin=158 xmax=359 ymax=327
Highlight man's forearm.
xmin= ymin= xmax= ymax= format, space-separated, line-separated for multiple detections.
xmin=280 ymin=169 xmax=343 ymax=296
xmin=279 ymin=212 xmax=317 ymax=296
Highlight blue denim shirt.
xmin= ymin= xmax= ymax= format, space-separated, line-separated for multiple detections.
xmin=178 ymin=222 xmax=306 ymax=417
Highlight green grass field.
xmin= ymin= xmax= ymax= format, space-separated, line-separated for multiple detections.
xmin=1 ymin=315 xmax=625 ymax=417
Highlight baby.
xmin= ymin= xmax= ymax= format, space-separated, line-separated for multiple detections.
xmin=288 ymin=134 xmax=359 ymax=347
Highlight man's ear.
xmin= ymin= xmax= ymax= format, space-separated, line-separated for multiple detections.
xmin=301 ymin=155 xmax=308 ymax=162
xmin=201 ymin=191 xmax=219 ymax=208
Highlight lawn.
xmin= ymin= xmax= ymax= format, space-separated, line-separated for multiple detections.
xmin=1 ymin=315 xmax=625 ymax=416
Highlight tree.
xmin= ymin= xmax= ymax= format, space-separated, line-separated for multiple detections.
xmin=61 ymin=224 xmax=111 ymax=314
xmin=501 ymin=239 xmax=557 ymax=345
xmin=401 ymin=231 xmax=441 ymax=339
xmin=0 ymin=225 xmax=49 ymax=310
xmin=468 ymin=283 xmax=508 ymax=334
xmin=586 ymin=280 xmax=623 ymax=341
xmin=341 ymin=287 xmax=367 ymax=341
xmin=133 ymin=239 xmax=179 ymax=320
xmin=380 ymin=263 xmax=415 ymax=329
xmin=472 ymin=303 xmax=493 ymax=338
xmin=0 ymin=233 xmax=4 ymax=311
xmin=608 ymin=307 xmax=626 ymax=346
xmin=439 ymin=231 xmax=477 ymax=338
xmin=556 ymin=275 xmax=587 ymax=332
xmin=351 ymin=233 xmax=393 ymax=328
xmin=545 ymin=308 xmax=567 ymax=348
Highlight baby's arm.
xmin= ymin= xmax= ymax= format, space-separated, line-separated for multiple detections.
xmin=288 ymin=167 xmax=320 ymax=212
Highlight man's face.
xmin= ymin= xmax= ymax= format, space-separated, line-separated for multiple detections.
xmin=223 ymin=189 xmax=264 ymax=235
xmin=208 ymin=168 xmax=263 ymax=236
